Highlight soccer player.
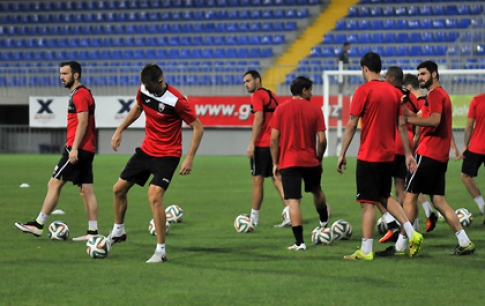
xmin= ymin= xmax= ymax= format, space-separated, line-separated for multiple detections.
xmin=270 ymin=76 xmax=329 ymax=250
xmin=108 ymin=64 xmax=204 ymax=263
xmin=458 ymin=91 xmax=485 ymax=224
xmin=15 ymin=61 xmax=99 ymax=241
xmin=243 ymin=70 xmax=290 ymax=228
xmin=337 ymin=52 xmax=422 ymax=260
xmin=398 ymin=61 xmax=475 ymax=256
xmin=375 ymin=66 xmax=420 ymax=243
xmin=403 ymin=74 xmax=440 ymax=232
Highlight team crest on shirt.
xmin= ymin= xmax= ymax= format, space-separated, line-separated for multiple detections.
xmin=158 ymin=103 xmax=165 ymax=112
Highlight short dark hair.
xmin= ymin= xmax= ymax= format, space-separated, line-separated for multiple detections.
xmin=343 ymin=42 xmax=350 ymax=47
xmin=243 ymin=70 xmax=261 ymax=81
xmin=290 ymin=76 xmax=313 ymax=96
xmin=403 ymin=74 xmax=419 ymax=89
xmin=386 ymin=66 xmax=403 ymax=83
xmin=417 ymin=60 xmax=439 ymax=80
xmin=141 ymin=63 xmax=163 ymax=83
xmin=360 ymin=52 xmax=381 ymax=73
xmin=60 ymin=61 xmax=82 ymax=77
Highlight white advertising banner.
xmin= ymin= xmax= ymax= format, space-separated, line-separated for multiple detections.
xmin=29 ymin=96 xmax=146 ymax=128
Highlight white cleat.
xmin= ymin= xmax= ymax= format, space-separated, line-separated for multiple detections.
xmin=287 ymin=243 xmax=307 ymax=251
xmin=274 ymin=219 xmax=292 ymax=228
xmin=146 ymin=251 xmax=168 ymax=263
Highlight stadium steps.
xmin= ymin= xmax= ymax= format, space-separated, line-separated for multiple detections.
xmin=263 ymin=0 xmax=360 ymax=92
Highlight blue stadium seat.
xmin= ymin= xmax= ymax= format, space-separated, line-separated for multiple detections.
xmin=359 ymin=33 xmax=371 ymax=44
xmin=410 ymin=46 xmax=421 ymax=56
xmin=372 ymin=20 xmax=384 ymax=30
xmin=370 ymin=6 xmax=383 ymax=17
xmin=383 ymin=46 xmax=397 ymax=57
xmin=372 ymin=33 xmax=383 ymax=43
xmin=347 ymin=6 xmax=358 ymax=17
xmin=335 ymin=20 xmax=346 ymax=31
xmin=421 ymin=32 xmax=433 ymax=42
xmin=435 ymin=45 xmax=447 ymax=56
xmin=422 ymin=45 xmax=435 ymax=56
xmin=322 ymin=34 xmax=334 ymax=44
xmin=396 ymin=46 xmax=409 ymax=56
xmin=433 ymin=5 xmax=445 ymax=15
xmin=358 ymin=19 xmax=371 ymax=30
xmin=408 ymin=19 xmax=419 ymax=29
xmin=382 ymin=5 xmax=395 ymax=17
xmin=433 ymin=19 xmax=446 ymax=29
xmin=470 ymin=4 xmax=483 ymax=15
xmin=457 ymin=5 xmax=470 ymax=15
xmin=383 ymin=33 xmax=395 ymax=43
xmin=346 ymin=20 xmax=358 ymax=30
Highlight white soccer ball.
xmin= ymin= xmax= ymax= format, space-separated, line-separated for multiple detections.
xmin=148 ymin=218 xmax=170 ymax=236
xmin=234 ymin=214 xmax=254 ymax=233
xmin=455 ymin=208 xmax=473 ymax=227
xmin=86 ymin=235 xmax=111 ymax=259
xmin=331 ymin=219 xmax=353 ymax=240
xmin=165 ymin=204 xmax=184 ymax=223
xmin=376 ymin=217 xmax=388 ymax=235
xmin=48 ymin=221 xmax=69 ymax=240
xmin=311 ymin=226 xmax=335 ymax=246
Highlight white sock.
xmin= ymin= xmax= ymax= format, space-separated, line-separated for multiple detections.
xmin=156 ymin=243 xmax=166 ymax=255
xmin=395 ymin=234 xmax=408 ymax=252
xmin=283 ymin=206 xmax=290 ymax=221
xmin=112 ymin=223 xmax=124 ymax=235
xmin=320 ymin=220 xmax=328 ymax=228
xmin=36 ymin=212 xmax=49 ymax=225
xmin=455 ymin=230 xmax=471 ymax=247
xmin=88 ymin=220 xmax=98 ymax=231
xmin=251 ymin=209 xmax=260 ymax=225
xmin=413 ymin=218 xmax=419 ymax=231
xmin=474 ymin=195 xmax=485 ymax=215
xmin=383 ymin=212 xmax=396 ymax=223
xmin=403 ymin=222 xmax=415 ymax=239
xmin=421 ymin=201 xmax=433 ymax=218
xmin=361 ymin=238 xmax=373 ymax=255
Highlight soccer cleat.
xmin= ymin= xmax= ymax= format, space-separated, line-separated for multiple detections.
xmin=274 ymin=219 xmax=291 ymax=228
xmin=408 ymin=231 xmax=424 ymax=257
xmin=375 ymin=246 xmax=405 ymax=257
xmin=287 ymin=243 xmax=307 ymax=251
xmin=107 ymin=231 xmax=127 ymax=246
xmin=15 ymin=221 xmax=43 ymax=237
xmin=146 ymin=251 xmax=168 ymax=263
xmin=343 ymin=248 xmax=374 ymax=260
xmin=450 ymin=242 xmax=476 ymax=255
xmin=72 ymin=231 xmax=99 ymax=241
xmin=379 ymin=228 xmax=400 ymax=243
xmin=426 ymin=212 xmax=438 ymax=232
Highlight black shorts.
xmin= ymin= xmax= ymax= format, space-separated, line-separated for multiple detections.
xmin=406 ymin=155 xmax=447 ymax=196
xmin=120 ymin=147 xmax=180 ymax=190
xmin=391 ymin=155 xmax=407 ymax=179
xmin=279 ymin=166 xmax=322 ymax=200
xmin=250 ymin=146 xmax=273 ymax=177
xmin=461 ymin=150 xmax=485 ymax=177
xmin=356 ymin=160 xmax=393 ymax=203
xmin=52 ymin=146 xmax=95 ymax=186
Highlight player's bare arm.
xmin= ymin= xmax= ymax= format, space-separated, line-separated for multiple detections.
xmin=179 ymin=118 xmax=204 ymax=175
xmin=459 ymin=117 xmax=476 ymax=160
xmin=69 ymin=111 xmax=88 ymax=164
xmin=316 ymin=131 xmax=327 ymax=162
xmin=111 ymin=104 xmax=143 ymax=151
xmin=406 ymin=112 xmax=441 ymax=127
xmin=269 ymin=128 xmax=280 ymax=180
xmin=397 ymin=116 xmax=417 ymax=173
xmin=337 ymin=115 xmax=358 ymax=174
xmin=247 ymin=110 xmax=263 ymax=158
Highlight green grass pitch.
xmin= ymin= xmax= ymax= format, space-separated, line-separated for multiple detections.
xmin=1 ymin=154 xmax=484 ymax=305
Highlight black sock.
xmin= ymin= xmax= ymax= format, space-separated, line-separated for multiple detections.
xmin=316 ymin=205 xmax=329 ymax=224
xmin=87 ymin=230 xmax=98 ymax=235
xmin=292 ymin=225 xmax=304 ymax=245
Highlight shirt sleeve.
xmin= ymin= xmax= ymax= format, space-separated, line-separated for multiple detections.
xmin=72 ymin=89 xmax=90 ymax=113
xmin=176 ymin=97 xmax=197 ymax=125
xmin=251 ymin=90 xmax=266 ymax=112
xmin=350 ymin=86 xmax=365 ymax=117
xmin=427 ymin=90 xmax=443 ymax=115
